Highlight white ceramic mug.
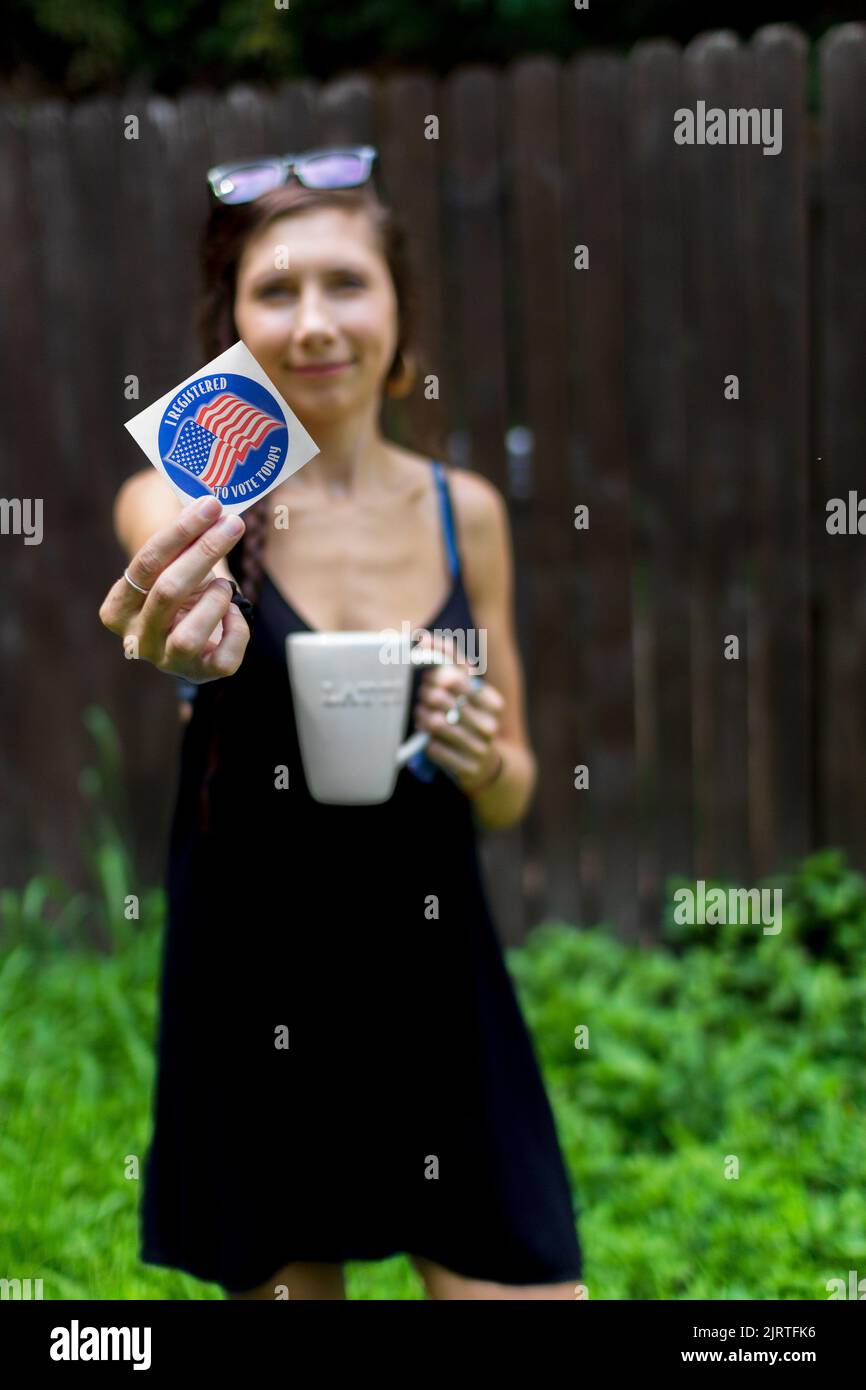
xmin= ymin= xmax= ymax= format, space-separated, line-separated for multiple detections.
xmin=285 ymin=630 xmax=455 ymax=805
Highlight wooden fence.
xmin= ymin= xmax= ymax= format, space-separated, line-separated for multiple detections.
xmin=2 ymin=23 xmax=866 ymax=943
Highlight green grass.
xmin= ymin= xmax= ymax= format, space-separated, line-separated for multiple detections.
xmin=2 ymin=710 xmax=865 ymax=1299
xmin=2 ymin=846 xmax=865 ymax=1299
xmin=514 ymin=849 xmax=866 ymax=1300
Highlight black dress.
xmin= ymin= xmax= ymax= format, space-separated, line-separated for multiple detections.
xmin=140 ymin=458 xmax=583 ymax=1293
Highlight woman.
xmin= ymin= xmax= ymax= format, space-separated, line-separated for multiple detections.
xmin=98 ymin=145 xmax=583 ymax=1300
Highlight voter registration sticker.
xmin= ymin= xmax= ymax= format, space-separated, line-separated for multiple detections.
xmin=124 ymin=341 xmax=319 ymax=514
xmin=157 ymin=373 xmax=288 ymax=504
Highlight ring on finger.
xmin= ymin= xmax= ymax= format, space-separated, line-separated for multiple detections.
xmin=445 ymin=693 xmax=469 ymax=726
xmin=444 ymin=673 xmax=485 ymax=725
xmin=124 ymin=568 xmax=150 ymax=595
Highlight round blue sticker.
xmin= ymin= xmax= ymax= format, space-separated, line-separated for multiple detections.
xmin=157 ymin=372 xmax=288 ymax=504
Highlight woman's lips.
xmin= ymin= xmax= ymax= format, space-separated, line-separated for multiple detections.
xmin=290 ymin=361 xmax=353 ymax=376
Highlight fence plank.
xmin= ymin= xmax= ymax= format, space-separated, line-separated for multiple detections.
xmin=747 ymin=25 xmax=811 ymax=875
xmin=210 ymin=83 xmax=268 ymax=167
xmin=379 ymin=72 xmax=449 ymax=463
xmin=112 ymin=94 xmax=204 ymax=884
xmin=263 ymin=80 xmax=317 ymax=156
xmin=444 ymin=65 xmax=523 ymax=942
xmin=0 ymin=105 xmax=57 ymax=881
xmin=624 ymin=39 xmax=693 ymax=929
xmin=24 ymin=100 xmax=112 ymax=887
xmin=564 ymin=52 xmax=639 ymax=937
xmin=172 ymin=90 xmax=223 ymax=367
xmin=444 ymin=67 xmax=509 ymax=495
xmin=69 ymin=97 xmax=148 ymax=881
xmin=680 ymin=32 xmax=752 ymax=883
xmin=817 ymin=24 xmax=866 ymax=861
xmin=511 ymin=55 xmax=590 ymax=932
xmin=314 ymin=72 xmax=376 ymax=147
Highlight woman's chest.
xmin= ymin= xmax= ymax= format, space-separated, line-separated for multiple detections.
xmin=260 ymin=499 xmax=454 ymax=633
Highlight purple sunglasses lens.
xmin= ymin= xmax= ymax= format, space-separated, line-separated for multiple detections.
xmin=298 ymin=152 xmax=368 ymax=188
xmin=215 ymin=162 xmax=282 ymax=203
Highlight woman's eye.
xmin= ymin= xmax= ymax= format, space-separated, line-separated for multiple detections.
xmin=256 ymin=277 xmax=362 ymax=298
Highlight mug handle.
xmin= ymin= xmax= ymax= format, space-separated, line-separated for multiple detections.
xmin=394 ymin=647 xmax=456 ymax=769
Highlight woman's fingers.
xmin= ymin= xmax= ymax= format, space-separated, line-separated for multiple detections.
xmin=430 ymin=719 xmax=491 ymax=761
xmin=138 ymin=511 xmax=244 ymax=636
xmin=99 ymin=495 xmax=224 ymax=631
xmin=416 ymin=657 xmax=472 ymax=704
xmin=98 ymin=493 xmax=252 ymax=683
xmin=422 ymin=683 xmax=500 ymax=728
xmin=417 ymin=685 xmax=496 ymax=735
xmin=445 ymin=699 xmax=499 ymax=742
xmin=424 ymin=738 xmax=482 ymax=780
xmin=163 ymin=578 xmax=236 ymax=668
xmin=416 ymin=691 xmax=492 ymax=752
xmin=197 ymin=602 xmax=251 ymax=680
xmin=418 ymin=672 xmax=501 ymax=736
xmin=161 ymin=580 xmax=251 ymax=682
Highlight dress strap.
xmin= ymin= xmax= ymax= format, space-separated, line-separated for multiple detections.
xmin=431 ymin=459 xmax=460 ymax=580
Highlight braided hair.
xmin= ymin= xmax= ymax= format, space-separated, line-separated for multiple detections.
xmin=194 ymin=180 xmax=418 ymax=834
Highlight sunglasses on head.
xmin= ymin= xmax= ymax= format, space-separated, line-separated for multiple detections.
xmin=207 ymin=144 xmax=378 ymax=205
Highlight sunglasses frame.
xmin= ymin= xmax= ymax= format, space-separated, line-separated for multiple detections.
xmin=207 ymin=144 xmax=378 ymax=204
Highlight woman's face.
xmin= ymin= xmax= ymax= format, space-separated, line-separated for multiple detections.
xmin=232 ymin=205 xmax=400 ymax=425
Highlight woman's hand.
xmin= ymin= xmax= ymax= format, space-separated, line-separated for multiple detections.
xmin=412 ymin=630 xmax=506 ymax=795
xmin=98 ymin=494 xmax=250 ymax=683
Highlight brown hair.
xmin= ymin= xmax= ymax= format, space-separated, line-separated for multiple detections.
xmin=195 ymin=180 xmax=418 ymax=832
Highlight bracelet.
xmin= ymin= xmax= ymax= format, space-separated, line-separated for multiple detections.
xmin=466 ymin=746 xmax=505 ymax=798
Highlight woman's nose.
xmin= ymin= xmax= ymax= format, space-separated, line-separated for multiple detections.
xmin=293 ymin=286 xmax=336 ymax=339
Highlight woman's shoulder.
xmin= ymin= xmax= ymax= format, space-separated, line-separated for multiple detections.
xmin=112 ymin=467 xmax=183 ymax=555
xmin=395 ymin=448 xmax=510 ymax=607
xmin=445 ymin=464 xmax=506 ymax=537
xmin=392 ymin=446 xmax=506 ymax=533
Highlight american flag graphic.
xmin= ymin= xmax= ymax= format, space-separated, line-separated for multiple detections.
xmin=163 ymin=393 xmax=282 ymax=491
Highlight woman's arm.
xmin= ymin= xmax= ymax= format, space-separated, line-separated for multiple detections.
xmin=433 ymin=468 xmax=538 ymax=832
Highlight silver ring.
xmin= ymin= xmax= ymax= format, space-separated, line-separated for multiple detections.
xmin=124 ymin=568 xmax=150 ymax=595
xmin=446 ymin=695 xmax=467 ymax=726
xmin=445 ymin=675 xmax=483 ymax=725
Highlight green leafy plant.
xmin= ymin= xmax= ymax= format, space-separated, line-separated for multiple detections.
xmin=2 ymin=714 xmax=864 ymax=1297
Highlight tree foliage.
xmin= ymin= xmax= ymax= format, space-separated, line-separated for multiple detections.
xmin=4 ymin=0 xmax=859 ymax=98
